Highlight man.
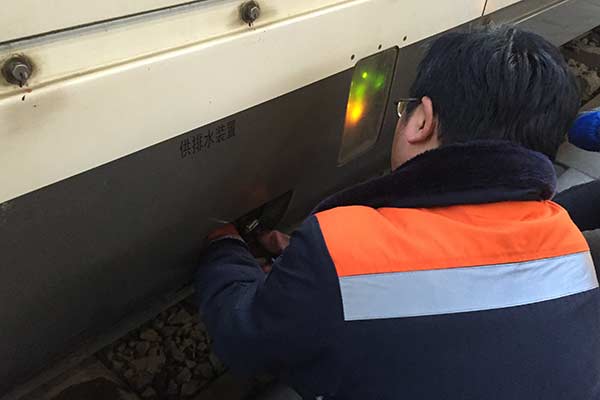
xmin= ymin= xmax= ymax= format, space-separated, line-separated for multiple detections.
xmin=555 ymin=110 xmax=600 ymax=265
xmin=196 ymin=26 xmax=600 ymax=399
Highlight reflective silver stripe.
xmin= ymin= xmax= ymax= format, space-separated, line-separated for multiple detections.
xmin=339 ymin=252 xmax=598 ymax=321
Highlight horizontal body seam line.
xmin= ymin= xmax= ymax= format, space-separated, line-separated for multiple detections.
xmin=336 ymin=250 xmax=591 ymax=278
xmin=343 ymin=286 xmax=599 ymax=321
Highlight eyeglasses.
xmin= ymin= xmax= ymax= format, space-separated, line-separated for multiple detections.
xmin=396 ymin=98 xmax=420 ymax=119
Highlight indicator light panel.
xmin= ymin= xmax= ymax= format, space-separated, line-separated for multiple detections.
xmin=339 ymin=48 xmax=398 ymax=164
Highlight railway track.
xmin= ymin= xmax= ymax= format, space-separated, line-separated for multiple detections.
xmin=9 ymin=24 xmax=600 ymax=400
xmin=565 ymin=27 xmax=600 ymax=105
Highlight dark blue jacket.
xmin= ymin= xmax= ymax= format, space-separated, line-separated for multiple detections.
xmin=195 ymin=141 xmax=600 ymax=400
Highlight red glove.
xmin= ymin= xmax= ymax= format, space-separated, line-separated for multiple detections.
xmin=206 ymin=223 xmax=242 ymax=242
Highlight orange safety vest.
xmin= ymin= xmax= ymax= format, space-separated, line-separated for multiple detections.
xmin=317 ymin=201 xmax=596 ymax=321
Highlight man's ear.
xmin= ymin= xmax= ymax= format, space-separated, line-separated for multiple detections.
xmin=405 ymin=96 xmax=436 ymax=144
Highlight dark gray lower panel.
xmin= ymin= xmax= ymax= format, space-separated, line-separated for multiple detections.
xmin=0 ymin=63 xmax=394 ymax=396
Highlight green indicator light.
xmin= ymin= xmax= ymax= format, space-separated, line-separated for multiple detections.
xmin=374 ymin=75 xmax=386 ymax=90
xmin=354 ymin=84 xmax=367 ymax=101
xmin=362 ymin=72 xmax=368 ymax=79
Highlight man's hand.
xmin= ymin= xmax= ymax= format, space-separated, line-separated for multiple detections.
xmin=254 ymin=230 xmax=291 ymax=273
xmin=257 ymin=230 xmax=291 ymax=256
xmin=206 ymin=223 xmax=243 ymax=243
xmin=204 ymin=225 xmax=290 ymax=274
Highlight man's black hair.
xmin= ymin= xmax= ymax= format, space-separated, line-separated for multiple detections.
xmin=408 ymin=25 xmax=580 ymax=158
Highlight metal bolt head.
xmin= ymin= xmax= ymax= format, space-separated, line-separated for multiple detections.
xmin=246 ymin=5 xmax=260 ymax=21
xmin=11 ymin=62 xmax=31 ymax=82
xmin=241 ymin=1 xmax=261 ymax=25
xmin=2 ymin=55 xmax=33 ymax=86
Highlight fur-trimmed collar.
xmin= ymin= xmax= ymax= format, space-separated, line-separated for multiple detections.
xmin=314 ymin=141 xmax=556 ymax=213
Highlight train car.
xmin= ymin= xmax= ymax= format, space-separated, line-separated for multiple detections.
xmin=1 ymin=0 xmax=599 ymax=397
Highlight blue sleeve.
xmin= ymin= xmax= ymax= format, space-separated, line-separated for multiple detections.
xmin=194 ymin=216 xmax=343 ymax=376
xmin=554 ymin=180 xmax=600 ymax=232
xmin=584 ymin=230 xmax=600 ymax=270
